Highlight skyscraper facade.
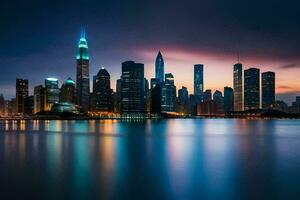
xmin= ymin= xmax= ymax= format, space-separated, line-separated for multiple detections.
xmin=262 ymin=71 xmax=275 ymax=109
xmin=16 ymin=78 xmax=29 ymax=114
xmin=161 ymin=73 xmax=176 ymax=112
xmin=76 ymin=30 xmax=90 ymax=112
xmin=34 ymin=85 xmax=45 ymax=114
xmin=121 ymin=61 xmax=145 ymax=114
xmin=194 ymin=64 xmax=204 ymax=96
xmin=224 ymin=86 xmax=234 ymax=112
xmin=213 ymin=90 xmax=224 ymax=114
xmin=178 ymin=86 xmax=189 ymax=105
xmin=93 ymin=67 xmax=112 ymax=112
xmin=60 ymin=78 xmax=76 ymax=104
xmin=244 ymin=68 xmax=260 ymax=110
xmin=44 ymin=78 xmax=59 ymax=111
xmin=233 ymin=63 xmax=243 ymax=111
xmin=155 ymin=51 xmax=164 ymax=83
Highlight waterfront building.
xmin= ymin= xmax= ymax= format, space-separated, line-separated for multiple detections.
xmin=194 ymin=64 xmax=204 ymax=96
xmin=76 ymin=30 xmax=90 ymax=112
xmin=34 ymin=85 xmax=45 ymax=114
xmin=213 ymin=90 xmax=224 ymax=114
xmin=16 ymin=78 xmax=29 ymax=114
xmin=44 ymin=78 xmax=60 ymax=111
xmin=60 ymin=78 xmax=75 ymax=104
xmin=177 ymin=86 xmax=189 ymax=114
xmin=233 ymin=63 xmax=243 ymax=111
xmin=244 ymin=68 xmax=260 ymax=110
xmin=262 ymin=71 xmax=275 ymax=109
xmin=197 ymin=100 xmax=217 ymax=115
xmin=204 ymin=89 xmax=212 ymax=102
xmin=121 ymin=61 xmax=145 ymax=114
xmin=93 ymin=67 xmax=112 ymax=112
xmin=0 ymin=94 xmax=5 ymax=116
xmin=161 ymin=73 xmax=176 ymax=112
xmin=115 ymin=78 xmax=122 ymax=113
xmin=224 ymin=87 xmax=234 ymax=112
xmin=24 ymin=96 xmax=34 ymax=115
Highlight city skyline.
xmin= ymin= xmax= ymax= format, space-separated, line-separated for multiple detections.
xmin=1 ymin=1 xmax=300 ymax=104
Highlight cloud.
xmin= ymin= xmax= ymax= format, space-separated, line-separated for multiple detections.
xmin=278 ymin=63 xmax=299 ymax=69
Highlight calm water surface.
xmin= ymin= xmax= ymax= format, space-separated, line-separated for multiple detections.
xmin=1 ymin=119 xmax=300 ymax=199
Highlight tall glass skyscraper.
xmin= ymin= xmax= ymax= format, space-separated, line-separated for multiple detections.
xmin=224 ymin=86 xmax=234 ymax=112
xmin=76 ymin=30 xmax=90 ymax=112
xmin=93 ymin=67 xmax=112 ymax=112
xmin=161 ymin=73 xmax=176 ymax=112
xmin=16 ymin=78 xmax=29 ymax=114
xmin=244 ymin=68 xmax=260 ymax=110
xmin=233 ymin=63 xmax=243 ymax=111
xmin=121 ymin=61 xmax=145 ymax=114
xmin=262 ymin=71 xmax=275 ymax=109
xmin=44 ymin=78 xmax=59 ymax=111
xmin=34 ymin=85 xmax=45 ymax=114
xmin=155 ymin=51 xmax=164 ymax=83
xmin=194 ymin=64 xmax=204 ymax=96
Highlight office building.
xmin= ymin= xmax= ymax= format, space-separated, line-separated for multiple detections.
xmin=224 ymin=87 xmax=234 ymax=112
xmin=34 ymin=85 xmax=45 ymax=114
xmin=194 ymin=64 xmax=204 ymax=95
xmin=121 ymin=61 xmax=145 ymax=114
xmin=44 ymin=78 xmax=60 ymax=111
xmin=161 ymin=73 xmax=176 ymax=112
xmin=93 ymin=67 xmax=112 ymax=112
xmin=16 ymin=78 xmax=29 ymax=114
xmin=244 ymin=68 xmax=260 ymax=110
xmin=233 ymin=63 xmax=243 ymax=111
xmin=155 ymin=51 xmax=164 ymax=83
xmin=60 ymin=78 xmax=75 ymax=104
xmin=213 ymin=90 xmax=224 ymax=114
xmin=262 ymin=71 xmax=275 ymax=109
xmin=76 ymin=30 xmax=90 ymax=112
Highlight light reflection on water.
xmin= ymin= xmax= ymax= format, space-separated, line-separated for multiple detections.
xmin=0 ymin=119 xmax=300 ymax=199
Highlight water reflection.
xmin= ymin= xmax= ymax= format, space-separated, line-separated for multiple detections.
xmin=0 ymin=119 xmax=300 ymax=199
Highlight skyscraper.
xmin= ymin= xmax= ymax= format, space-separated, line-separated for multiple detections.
xmin=224 ymin=86 xmax=234 ymax=112
xmin=121 ymin=61 xmax=145 ymax=114
xmin=194 ymin=64 xmax=204 ymax=95
xmin=34 ymin=85 xmax=45 ymax=114
xmin=233 ymin=63 xmax=243 ymax=111
xmin=16 ymin=78 xmax=29 ymax=114
xmin=213 ymin=90 xmax=224 ymax=114
xmin=93 ymin=67 xmax=112 ymax=112
xmin=262 ymin=71 xmax=275 ymax=109
xmin=204 ymin=89 xmax=212 ymax=102
xmin=44 ymin=78 xmax=59 ymax=111
xmin=161 ymin=73 xmax=176 ymax=112
xmin=60 ymin=78 xmax=75 ymax=104
xmin=178 ymin=86 xmax=189 ymax=105
xmin=155 ymin=51 xmax=164 ymax=83
xmin=76 ymin=30 xmax=90 ymax=112
xmin=115 ymin=78 xmax=122 ymax=113
xmin=244 ymin=68 xmax=260 ymax=110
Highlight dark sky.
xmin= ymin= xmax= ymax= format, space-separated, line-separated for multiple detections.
xmin=1 ymin=0 xmax=300 ymax=103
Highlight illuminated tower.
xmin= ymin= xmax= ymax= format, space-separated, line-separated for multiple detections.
xmin=233 ymin=63 xmax=243 ymax=111
xmin=16 ymin=78 xmax=29 ymax=114
xmin=155 ymin=51 xmax=164 ymax=83
xmin=76 ymin=29 xmax=90 ymax=112
xmin=262 ymin=71 xmax=275 ymax=109
xmin=194 ymin=64 xmax=204 ymax=95
xmin=244 ymin=68 xmax=260 ymax=110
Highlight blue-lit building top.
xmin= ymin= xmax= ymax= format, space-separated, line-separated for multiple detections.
xmin=76 ymin=30 xmax=89 ymax=60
